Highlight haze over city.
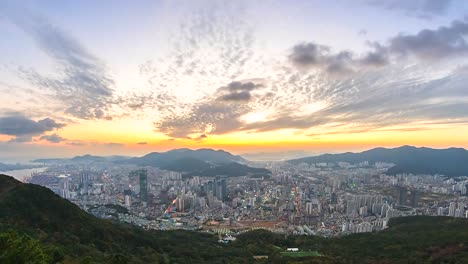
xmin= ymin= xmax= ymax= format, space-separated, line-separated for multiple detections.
xmin=1 ymin=0 xmax=468 ymax=161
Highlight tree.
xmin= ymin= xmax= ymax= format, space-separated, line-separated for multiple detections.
xmin=0 ymin=231 xmax=52 ymax=264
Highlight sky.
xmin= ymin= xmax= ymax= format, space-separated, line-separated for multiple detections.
xmin=1 ymin=0 xmax=468 ymax=161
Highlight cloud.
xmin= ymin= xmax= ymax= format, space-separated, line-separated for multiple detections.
xmin=288 ymin=43 xmax=331 ymax=68
xmin=387 ymin=20 xmax=468 ymax=60
xmin=8 ymin=136 xmax=34 ymax=143
xmin=139 ymin=1 xmax=262 ymax=107
xmin=0 ymin=115 xmax=65 ymax=141
xmin=147 ymin=14 xmax=468 ymax=139
xmin=66 ymin=141 xmax=86 ymax=146
xmin=155 ymin=80 xmax=267 ymax=138
xmin=366 ymin=0 xmax=453 ymax=19
xmin=39 ymin=133 xmax=65 ymax=143
xmin=242 ymin=62 xmax=468 ymax=135
xmin=223 ymin=81 xmax=259 ymax=92
xmin=156 ymin=100 xmax=248 ymax=138
xmin=218 ymin=92 xmax=252 ymax=101
xmin=137 ymin=142 xmax=147 ymax=145
xmin=216 ymin=81 xmax=263 ymax=102
xmin=289 ymin=20 xmax=468 ymax=74
xmin=358 ymin=29 xmax=368 ymax=36
xmin=104 ymin=142 xmax=124 ymax=147
xmin=359 ymin=42 xmax=390 ymax=66
xmin=188 ymin=134 xmax=208 ymax=142
xmin=288 ymin=42 xmax=375 ymax=74
xmin=0 ymin=2 xmax=115 ymax=120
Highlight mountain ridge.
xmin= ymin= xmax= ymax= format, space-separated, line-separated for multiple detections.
xmin=120 ymin=148 xmax=246 ymax=167
xmin=288 ymin=145 xmax=468 ymax=177
xmin=32 ymin=148 xmax=246 ymax=165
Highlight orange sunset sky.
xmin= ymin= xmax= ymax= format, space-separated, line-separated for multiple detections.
xmin=1 ymin=0 xmax=468 ymax=160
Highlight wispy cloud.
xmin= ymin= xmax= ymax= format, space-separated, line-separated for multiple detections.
xmin=2 ymin=0 xmax=467 ymax=148
xmin=243 ymin=62 xmax=468 ymax=134
xmin=154 ymin=79 xmax=269 ymax=138
xmin=0 ymin=1 xmax=115 ymax=120
xmin=366 ymin=0 xmax=453 ymax=19
xmin=39 ymin=133 xmax=65 ymax=143
xmin=139 ymin=1 xmax=264 ymax=122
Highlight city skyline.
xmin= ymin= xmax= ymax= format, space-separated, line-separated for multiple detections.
xmin=2 ymin=0 xmax=468 ymax=160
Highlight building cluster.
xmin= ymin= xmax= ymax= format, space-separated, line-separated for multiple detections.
xmin=27 ymin=158 xmax=468 ymax=238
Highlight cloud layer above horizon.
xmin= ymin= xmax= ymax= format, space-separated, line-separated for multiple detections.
xmin=1 ymin=0 xmax=468 ymax=157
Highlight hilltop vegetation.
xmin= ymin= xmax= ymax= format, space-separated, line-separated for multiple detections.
xmin=160 ymin=157 xmax=270 ymax=178
xmin=1 ymin=174 xmax=467 ymax=263
xmin=0 ymin=175 xmax=248 ymax=263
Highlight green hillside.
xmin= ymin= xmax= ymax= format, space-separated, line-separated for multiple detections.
xmin=0 ymin=175 xmax=249 ymax=264
xmin=1 ymin=174 xmax=467 ymax=264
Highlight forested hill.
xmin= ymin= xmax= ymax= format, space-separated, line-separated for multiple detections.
xmin=0 ymin=174 xmax=249 ymax=263
xmin=1 ymin=174 xmax=467 ymax=263
xmin=118 ymin=148 xmax=246 ymax=167
xmin=289 ymin=146 xmax=468 ymax=177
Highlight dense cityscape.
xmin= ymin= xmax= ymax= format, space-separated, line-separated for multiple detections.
xmin=2 ymin=0 xmax=468 ymax=262
xmin=20 ymin=151 xmax=468 ymax=242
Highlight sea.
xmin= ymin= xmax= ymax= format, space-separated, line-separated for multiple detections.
xmin=0 ymin=167 xmax=48 ymax=182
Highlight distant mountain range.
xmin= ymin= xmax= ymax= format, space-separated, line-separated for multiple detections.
xmin=241 ymin=150 xmax=314 ymax=161
xmin=31 ymin=146 xmax=468 ymax=177
xmin=33 ymin=155 xmax=131 ymax=164
xmin=289 ymin=146 xmax=468 ymax=177
xmin=119 ymin=148 xmax=245 ymax=166
xmin=32 ymin=148 xmax=265 ymax=177
xmin=1 ymin=174 xmax=467 ymax=263
xmin=120 ymin=149 xmax=267 ymax=177
xmin=33 ymin=148 xmax=245 ymax=165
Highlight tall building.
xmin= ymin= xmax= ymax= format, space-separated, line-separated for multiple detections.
xmin=58 ymin=175 xmax=70 ymax=199
xmin=215 ymin=180 xmax=223 ymax=201
xmin=461 ymin=186 xmax=467 ymax=195
xmin=346 ymin=200 xmax=360 ymax=215
xmin=305 ymin=202 xmax=313 ymax=215
xmin=381 ymin=204 xmax=390 ymax=217
xmin=455 ymin=208 xmax=463 ymax=218
xmin=410 ymin=190 xmax=419 ymax=207
xmin=448 ymin=202 xmax=456 ymax=217
xmin=139 ymin=169 xmax=148 ymax=203
xmin=398 ymin=187 xmax=407 ymax=205
xmin=437 ymin=207 xmax=445 ymax=216
xmin=206 ymin=181 xmax=214 ymax=195
xmin=199 ymin=197 xmax=206 ymax=209
xmin=372 ymin=203 xmax=383 ymax=216
xmin=124 ymin=189 xmax=132 ymax=208
xmin=359 ymin=206 xmax=368 ymax=216
xmin=331 ymin=192 xmax=338 ymax=204
xmin=176 ymin=196 xmax=185 ymax=212
xmin=80 ymin=171 xmax=91 ymax=194
xmin=214 ymin=177 xmax=227 ymax=201
xmin=248 ymin=197 xmax=255 ymax=207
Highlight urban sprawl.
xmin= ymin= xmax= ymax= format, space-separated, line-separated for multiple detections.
xmin=26 ymin=160 xmax=468 ymax=242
